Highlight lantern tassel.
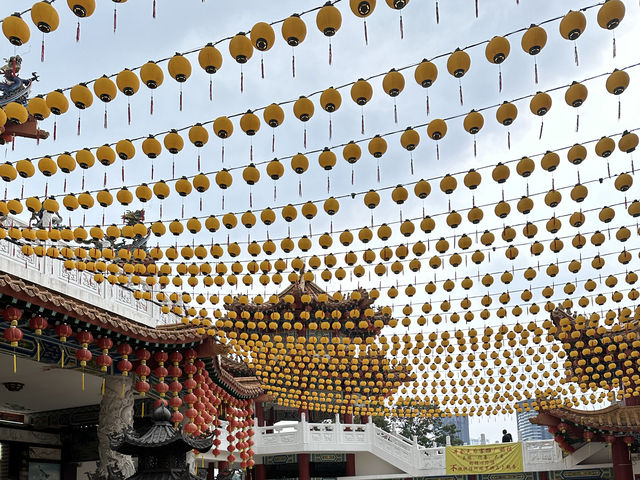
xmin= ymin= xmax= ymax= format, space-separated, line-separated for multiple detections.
xmin=261 ymin=56 xmax=265 ymax=79
xmin=436 ymin=1 xmax=440 ymax=24
xmin=104 ymin=105 xmax=108 ymax=129
xmin=394 ymin=101 xmax=398 ymax=124
xmin=303 ymin=127 xmax=307 ymax=149
xmin=153 ymin=0 xmax=156 ymax=18
xmin=102 ymin=378 xmax=105 ymax=395
xmin=250 ymin=143 xmax=253 ymax=162
xmin=329 ymin=117 xmax=333 ymax=140
xmin=122 ymin=382 xmax=125 ymax=398
xmin=292 ymin=52 xmax=296 ymax=78
xmin=63 ymin=178 xmax=67 ymax=193
xmin=77 ymin=114 xmax=81 ymax=136
xmin=574 ymin=43 xmax=579 ymax=66
xmin=618 ymin=98 xmax=622 ymax=120
xmin=436 ymin=144 xmax=440 ymax=161
xmin=197 ymin=153 xmax=201 ymax=170
xmin=82 ymin=371 xmax=85 ymax=391
xmin=361 ymin=109 xmax=365 ymax=135
xmin=410 ymin=156 xmax=414 ymax=175
xmin=151 ymin=164 xmax=154 ymax=180
xmin=113 ymin=7 xmax=117 ymax=33
xmin=534 ymin=60 xmax=539 ymax=84
xmin=272 ymin=132 xmax=275 ymax=152
xmin=179 ymin=87 xmax=183 ymax=111
xmin=61 ymin=349 xmax=64 ymax=368
xmin=459 ymin=82 xmax=464 ymax=106
xmin=53 ymin=119 xmax=57 ymax=141
xmin=13 ymin=353 xmax=16 ymax=373
xmin=498 ymin=68 xmax=503 ymax=93
xmin=298 ymin=178 xmax=302 ymax=197
xmin=41 ymin=35 xmax=45 ymax=63
xmin=399 ymin=15 xmax=404 ymax=39
xmin=576 ymin=113 xmax=579 ymax=133
xmin=37 ymin=342 xmax=40 ymax=362
xmin=209 ymin=78 xmax=213 ymax=101
xmin=240 ymin=69 xmax=244 ymax=93
xmin=121 ymin=164 xmax=125 ymax=182
xmin=539 ymin=120 xmax=544 ymax=140
xmin=475 ymin=0 xmax=479 ymax=17
xmin=249 ymin=190 xmax=253 ymax=208
xmin=612 ymin=33 xmax=616 ymax=58
xmin=329 ymin=41 xmax=332 ymax=66
xmin=150 ymin=93 xmax=154 ymax=115
xmin=327 ymin=175 xmax=330 ymax=193
xmin=377 ymin=163 xmax=380 ymax=183
xmin=142 ymin=402 xmax=145 ymax=418
xmin=363 ymin=20 xmax=368 ymax=45
xmin=76 ymin=21 xmax=80 ymax=42
xmin=507 ymin=131 xmax=511 ymax=150
xmin=273 ymin=184 xmax=277 ymax=201
xmin=473 ymin=139 xmax=477 ymax=157
xmin=127 ymin=100 xmax=131 ymax=125
xmin=200 ymin=197 xmax=203 ymax=211
xmin=351 ymin=168 xmax=354 ymax=185
xmin=426 ymin=94 xmax=430 ymax=116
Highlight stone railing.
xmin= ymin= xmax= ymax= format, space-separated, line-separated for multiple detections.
xmin=0 ymin=236 xmax=175 ymax=328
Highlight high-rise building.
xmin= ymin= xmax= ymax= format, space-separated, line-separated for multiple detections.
xmin=445 ymin=415 xmax=470 ymax=445
xmin=516 ymin=401 xmax=553 ymax=441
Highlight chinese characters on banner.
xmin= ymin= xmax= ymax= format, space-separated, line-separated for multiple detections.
xmin=445 ymin=443 xmax=524 ymax=475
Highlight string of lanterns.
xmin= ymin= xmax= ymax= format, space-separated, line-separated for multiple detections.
xmin=11 ymin=0 xmax=622 ymax=140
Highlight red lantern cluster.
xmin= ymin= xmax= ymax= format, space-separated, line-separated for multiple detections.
xmin=117 ymin=343 xmax=133 ymax=377
xmin=153 ymin=351 xmax=169 ymax=397
xmin=135 ymin=348 xmax=151 ymax=397
xmin=3 ymin=307 xmax=23 ymax=347
xmin=96 ymin=337 xmax=113 ymax=372
xmin=75 ymin=330 xmax=94 ymax=366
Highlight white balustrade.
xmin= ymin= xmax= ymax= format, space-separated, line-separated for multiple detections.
xmin=0 ymin=234 xmax=177 ymax=328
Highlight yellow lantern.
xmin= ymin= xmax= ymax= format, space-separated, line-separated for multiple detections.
xmin=2 ymin=13 xmax=30 ymax=46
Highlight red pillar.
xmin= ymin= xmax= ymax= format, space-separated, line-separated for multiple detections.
xmin=361 ymin=415 xmax=369 ymax=424
xmin=298 ymin=453 xmax=311 ymax=480
xmin=343 ymin=413 xmax=354 ymax=424
xmin=346 ymin=453 xmax=356 ymax=476
xmin=255 ymin=401 xmax=265 ymax=427
xmin=218 ymin=461 xmax=230 ymax=473
xmin=612 ymin=437 xmax=633 ymax=480
xmin=255 ymin=464 xmax=267 ymax=480
xmin=539 ymin=471 xmax=549 ymax=480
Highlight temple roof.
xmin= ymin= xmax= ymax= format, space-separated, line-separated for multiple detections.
xmin=531 ymin=404 xmax=640 ymax=433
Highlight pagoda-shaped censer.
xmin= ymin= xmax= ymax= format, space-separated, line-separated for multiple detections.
xmin=111 ymin=403 xmax=214 ymax=480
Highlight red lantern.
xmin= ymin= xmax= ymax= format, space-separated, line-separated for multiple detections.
xmin=75 ymin=331 xmax=94 ymax=367
xmin=4 ymin=324 xmax=23 ymax=347
xmin=135 ymin=348 xmax=151 ymax=397
xmin=117 ymin=343 xmax=133 ymax=376
xmin=171 ymin=411 xmax=184 ymax=424
xmin=3 ymin=306 xmax=23 ymax=324
xmin=604 ymin=434 xmax=617 ymax=444
xmin=29 ymin=316 xmax=48 ymax=335
xmin=557 ymin=422 xmax=569 ymax=433
xmin=583 ymin=430 xmax=595 ymax=442
xmin=55 ymin=323 xmax=73 ymax=342
xmin=624 ymin=435 xmax=634 ymax=446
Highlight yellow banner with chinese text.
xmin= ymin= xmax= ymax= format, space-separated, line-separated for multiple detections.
xmin=445 ymin=443 xmax=524 ymax=475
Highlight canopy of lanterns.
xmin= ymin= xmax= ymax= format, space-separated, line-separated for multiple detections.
xmin=1 ymin=0 xmax=639 ymax=441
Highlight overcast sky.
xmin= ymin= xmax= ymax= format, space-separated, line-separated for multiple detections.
xmin=3 ymin=0 xmax=640 ymax=442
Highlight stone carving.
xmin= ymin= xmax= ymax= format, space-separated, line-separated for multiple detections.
xmin=90 ymin=376 xmax=136 ymax=480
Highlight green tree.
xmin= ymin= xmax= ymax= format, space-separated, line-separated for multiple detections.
xmin=372 ymin=415 xmax=462 ymax=448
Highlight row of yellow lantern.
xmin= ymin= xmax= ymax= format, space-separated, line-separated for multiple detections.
xmin=19 ymin=0 xmax=626 ymax=130
xmin=4 ymin=156 xmax=637 ymax=244
xmin=7 ymin=206 xmax=638 ymax=284
xmin=12 ymin=64 xmax=633 ymax=182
